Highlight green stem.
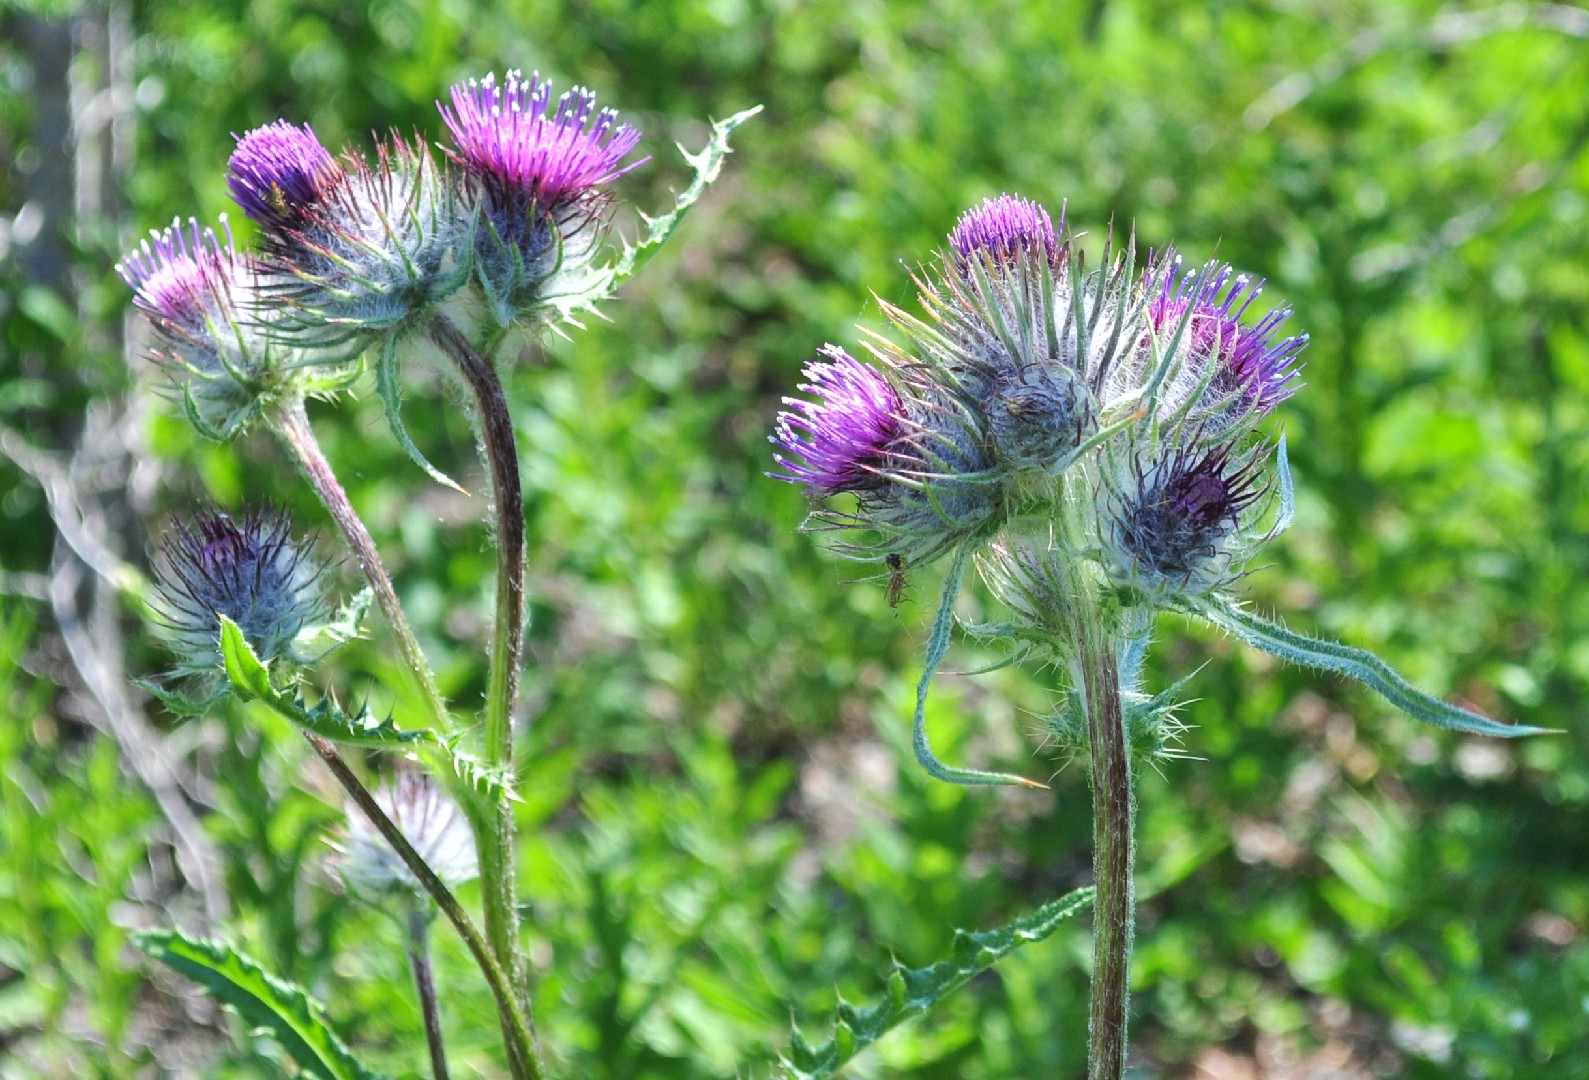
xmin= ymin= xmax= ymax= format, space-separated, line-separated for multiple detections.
xmin=405 ymin=908 xmax=451 ymax=1080
xmin=303 ymin=734 xmax=540 ymax=1079
xmin=270 ymin=399 xmax=454 ymax=737
xmin=1075 ymin=612 xmax=1135 ymax=1080
xmin=424 ymin=316 xmax=531 ymax=1024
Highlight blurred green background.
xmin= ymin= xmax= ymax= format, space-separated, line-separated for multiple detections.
xmin=2 ymin=0 xmax=1587 ymax=1076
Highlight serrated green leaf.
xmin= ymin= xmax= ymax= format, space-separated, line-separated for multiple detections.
xmin=610 ymin=105 xmax=762 ymax=287
xmin=779 ymin=888 xmax=1094 ymax=1079
xmin=218 ymin=615 xmax=272 ymax=703
xmin=1190 ymin=595 xmax=1557 ymax=738
xmin=291 ymin=586 xmax=373 ymax=665
xmin=136 ymin=930 xmax=386 ymax=1080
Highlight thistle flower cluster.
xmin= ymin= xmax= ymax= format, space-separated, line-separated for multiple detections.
xmin=773 ymin=193 xmax=1306 ymax=617
xmin=118 ymin=70 xmax=647 ymax=440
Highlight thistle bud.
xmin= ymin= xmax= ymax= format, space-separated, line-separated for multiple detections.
xmin=439 ymin=70 xmax=646 ymax=327
xmin=329 ymin=771 xmax=478 ymax=902
xmin=150 ymin=509 xmax=329 ymax=679
xmin=1102 ymin=437 xmax=1272 ymax=599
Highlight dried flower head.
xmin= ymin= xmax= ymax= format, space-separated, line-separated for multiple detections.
xmin=150 ymin=509 xmax=329 ymax=678
xmin=329 ymin=772 xmax=479 ymax=902
xmin=1101 ymin=435 xmax=1277 ymax=599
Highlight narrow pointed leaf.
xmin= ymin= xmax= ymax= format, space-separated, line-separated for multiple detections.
xmin=912 ymin=547 xmax=1046 ymax=788
xmin=779 ymin=889 xmax=1094 ymax=1079
xmin=376 ymin=333 xmax=465 ymax=493
xmin=1191 ymin=595 xmax=1555 ymax=737
xmin=137 ymin=930 xmax=386 ymax=1080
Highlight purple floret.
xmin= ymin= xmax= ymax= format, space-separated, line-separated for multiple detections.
xmin=439 ymin=70 xmax=646 ymax=205
xmin=949 ymin=194 xmax=1061 ymax=266
xmin=227 ymin=120 xmax=341 ymax=230
xmin=771 ymin=346 xmax=904 ymax=497
xmin=1150 ymin=257 xmax=1307 ymax=412
xmin=116 ymin=217 xmax=236 ymax=331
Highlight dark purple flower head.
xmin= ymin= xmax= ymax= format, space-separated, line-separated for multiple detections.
xmin=1113 ymin=442 xmax=1265 ymax=588
xmin=116 ymin=217 xmax=238 ymax=333
xmin=770 ymin=346 xmax=905 ymax=497
xmin=949 ymin=194 xmax=1061 ymax=268
xmin=439 ymin=70 xmax=646 ymax=206
xmin=227 ymin=121 xmax=344 ymax=232
xmin=151 ymin=509 xmax=329 ymax=677
xmin=1149 ymin=256 xmax=1307 ymax=413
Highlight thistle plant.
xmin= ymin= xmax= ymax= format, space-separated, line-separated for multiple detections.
xmin=120 ymin=69 xmax=758 ymax=1078
xmin=771 ymin=193 xmax=1550 ymax=1078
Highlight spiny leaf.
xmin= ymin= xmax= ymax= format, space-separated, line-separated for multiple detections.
xmin=1191 ymin=595 xmax=1556 ymax=738
xmin=137 ymin=930 xmax=386 ymax=1080
xmin=217 ymin=616 xmax=429 ymax=746
xmin=291 ymin=586 xmax=373 ymax=665
xmin=610 ymin=105 xmax=762 ymax=287
xmin=779 ymin=888 xmax=1094 ymax=1079
xmin=133 ymin=677 xmax=226 ymax=717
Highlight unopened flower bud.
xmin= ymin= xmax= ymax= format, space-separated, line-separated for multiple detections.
xmin=329 ymin=772 xmax=478 ymax=902
xmin=150 ymin=509 xmax=329 ymax=678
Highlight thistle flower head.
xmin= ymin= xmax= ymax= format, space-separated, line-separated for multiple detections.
xmin=770 ymin=346 xmax=904 ymax=496
xmin=227 ymin=121 xmax=345 ymax=233
xmin=117 ymin=216 xmax=235 ymax=334
xmin=1104 ymin=437 xmax=1271 ymax=598
xmin=439 ymin=69 xmax=646 ymax=207
xmin=150 ymin=509 xmax=329 ymax=678
xmin=948 ymin=193 xmax=1061 ymax=269
xmin=437 ymin=70 xmax=645 ymax=329
xmin=1148 ymin=256 xmax=1307 ymax=417
xmin=117 ymin=217 xmax=287 ymax=439
xmin=329 ymin=772 xmax=478 ymax=902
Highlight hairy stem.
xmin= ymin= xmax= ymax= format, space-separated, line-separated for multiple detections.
xmin=405 ymin=908 xmax=451 ymax=1080
xmin=425 ymin=316 xmax=529 ymax=1018
xmin=304 ymin=734 xmax=540 ymax=1079
xmin=1077 ymin=613 xmax=1135 ymax=1080
xmin=271 ymin=399 xmax=453 ymax=736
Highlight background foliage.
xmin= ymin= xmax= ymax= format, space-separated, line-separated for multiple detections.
xmin=2 ymin=0 xmax=1587 ymax=1076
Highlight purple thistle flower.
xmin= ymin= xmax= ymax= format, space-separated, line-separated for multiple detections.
xmin=1149 ymin=256 xmax=1307 ymax=413
xmin=439 ymin=70 xmax=646 ymax=206
xmin=770 ymin=346 xmax=905 ymax=497
xmin=151 ymin=509 xmax=329 ymax=677
xmin=949 ymin=194 xmax=1061 ymax=267
xmin=227 ymin=120 xmax=344 ymax=232
xmin=116 ymin=217 xmax=238 ymax=334
xmin=1112 ymin=442 xmax=1265 ymax=588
